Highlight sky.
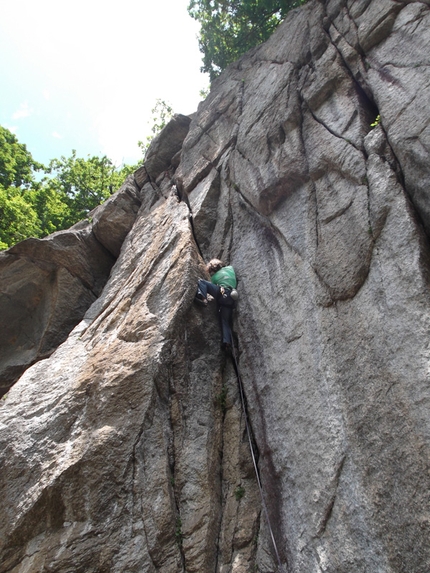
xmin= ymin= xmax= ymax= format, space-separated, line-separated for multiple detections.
xmin=0 ymin=0 xmax=209 ymax=166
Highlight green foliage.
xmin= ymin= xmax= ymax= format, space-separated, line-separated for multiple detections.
xmin=199 ymin=86 xmax=210 ymax=100
xmin=370 ymin=114 xmax=381 ymax=128
xmin=0 ymin=186 xmax=41 ymax=249
xmin=0 ymin=126 xmax=45 ymax=248
xmin=0 ymin=125 xmax=136 ymax=250
xmin=215 ymin=384 xmax=228 ymax=413
xmin=138 ymin=99 xmax=174 ymax=156
xmin=26 ymin=184 xmax=70 ymax=237
xmin=188 ymin=0 xmax=308 ymax=81
xmin=234 ymin=485 xmax=245 ymax=500
xmin=44 ymin=151 xmax=132 ymax=226
xmin=0 ymin=126 xmax=43 ymax=189
xmin=175 ymin=517 xmax=183 ymax=546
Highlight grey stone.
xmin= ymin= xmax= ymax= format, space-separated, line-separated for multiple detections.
xmin=1 ymin=1 xmax=430 ymax=572
xmin=145 ymin=114 xmax=192 ymax=181
xmin=0 ymin=164 xmax=150 ymax=396
xmin=0 ymin=227 xmax=114 ymax=396
xmin=91 ymin=175 xmax=142 ymax=257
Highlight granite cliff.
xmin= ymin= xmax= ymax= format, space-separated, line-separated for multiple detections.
xmin=1 ymin=0 xmax=430 ymax=571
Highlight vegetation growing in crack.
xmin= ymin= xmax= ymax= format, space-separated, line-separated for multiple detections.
xmin=175 ymin=516 xmax=183 ymax=546
xmin=215 ymin=384 xmax=228 ymax=413
xmin=370 ymin=114 xmax=381 ymax=128
xmin=235 ymin=485 xmax=246 ymax=500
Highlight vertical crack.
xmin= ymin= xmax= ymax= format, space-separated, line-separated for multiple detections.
xmin=316 ymin=454 xmax=346 ymax=537
xmin=167 ymin=349 xmax=187 ymax=572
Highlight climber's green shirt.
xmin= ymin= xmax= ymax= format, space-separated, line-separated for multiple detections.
xmin=211 ymin=266 xmax=237 ymax=289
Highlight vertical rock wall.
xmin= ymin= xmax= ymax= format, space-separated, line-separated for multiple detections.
xmin=1 ymin=1 xmax=430 ymax=572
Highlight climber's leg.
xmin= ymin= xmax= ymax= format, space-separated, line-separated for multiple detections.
xmin=196 ymin=279 xmax=219 ymax=302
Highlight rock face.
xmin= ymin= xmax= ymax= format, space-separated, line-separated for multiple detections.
xmin=1 ymin=1 xmax=430 ymax=572
xmin=0 ymin=174 xmax=150 ymax=397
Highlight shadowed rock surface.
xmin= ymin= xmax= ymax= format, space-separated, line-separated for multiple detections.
xmin=1 ymin=1 xmax=430 ymax=572
xmin=0 ymin=175 xmax=148 ymax=397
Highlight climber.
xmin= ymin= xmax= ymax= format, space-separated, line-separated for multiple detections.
xmin=195 ymin=259 xmax=238 ymax=351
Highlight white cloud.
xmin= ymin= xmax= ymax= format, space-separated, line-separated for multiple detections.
xmin=51 ymin=131 xmax=62 ymax=139
xmin=12 ymin=102 xmax=33 ymax=120
xmin=43 ymin=89 xmax=51 ymax=100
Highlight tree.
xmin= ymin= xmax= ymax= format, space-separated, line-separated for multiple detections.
xmin=188 ymin=0 xmax=308 ymax=81
xmin=44 ymin=151 xmax=135 ymax=227
xmin=0 ymin=125 xmax=137 ymax=249
xmin=0 ymin=187 xmax=41 ymax=249
xmin=0 ymin=126 xmax=44 ymax=189
xmin=0 ymin=126 xmax=46 ymax=248
xmin=138 ymin=99 xmax=174 ymax=157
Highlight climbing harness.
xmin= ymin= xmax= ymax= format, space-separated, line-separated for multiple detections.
xmin=231 ymin=345 xmax=287 ymax=573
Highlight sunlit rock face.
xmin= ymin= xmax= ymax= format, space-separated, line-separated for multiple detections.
xmin=1 ymin=1 xmax=430 ymax=572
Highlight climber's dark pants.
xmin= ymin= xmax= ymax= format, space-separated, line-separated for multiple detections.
xmin=197 ymin=279 xmax=235 ymax=345
xmin=197 ymin=279 xmax=219 ymax=300
xmin=218 ymin=303 xmax=234 ymax=345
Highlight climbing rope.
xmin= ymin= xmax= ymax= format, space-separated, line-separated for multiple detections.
xmin=231 ymin=345 xmax=287 ymax=573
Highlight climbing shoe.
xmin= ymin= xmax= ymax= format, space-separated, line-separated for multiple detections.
xmin=194 ymin=293 xmax=208 ymax=306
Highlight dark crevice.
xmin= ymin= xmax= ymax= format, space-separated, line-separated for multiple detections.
xmin=233 ymin=181 xmax=333 ymax=301
xmin=379 ymin=121 xmax=430 ymax=245
xmin=141 ymin=164 xmax=161 ymax=196
xmin=213 ymin=360 xmax=231 ymax=573
xmin=321 ymin=199 xmax=354 ymax=225
xmin=315 ymin=454 xmax=346 ymax=537
xmin=365 ymin=172 xmax=375 ymax=242
xmin=324 ymin=6 xmax=379 ymax=109
xmin=183 ymin=192 xmax=205 ymax=260
xmin=380 ymin=61 xmax=430 ymax=69
xmin=296 ymin=92 xmax=319 ymax=257
xmin=232 ymin=351 xmax=288 ymax=571
xmin=34 ymin=269 xmax=62 ymax=358
xmin=307 ymin=104 xmax=362 ymax=152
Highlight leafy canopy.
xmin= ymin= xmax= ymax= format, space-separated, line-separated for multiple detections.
xmin=0 ymin=126 xmax=137 ymax=249
xmin=138 ymin=99 xmax=174 ymax=156
xmin=0 ymin=125 xmax=43 ymax=189
xmin=0 ymin=98 xmax=175 ymax=250
xmin=188 ymin=0 xmax=308 ymax=81
xmin=44 ymin=151 xmax=136 ymax=227
xmin=0 ymin=187 xmax=42 ymax=249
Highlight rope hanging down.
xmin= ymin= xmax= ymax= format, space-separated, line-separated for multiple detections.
xmin=230 ymin=346 xmax=287 ymax=573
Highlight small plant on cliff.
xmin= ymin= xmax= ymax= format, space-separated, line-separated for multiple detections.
xmin=215 ymin=385 xmax=228 ymax=413
xmin=370 ymin=114 xmax=381 ymax=128
xmin=138 ymin=99 xmax=174 ymax=157
xmin=234 ymin=485 xmax=246 ymax=501
xmin=175 ymin=517 xmax=183 ymax=546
